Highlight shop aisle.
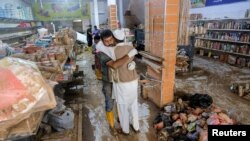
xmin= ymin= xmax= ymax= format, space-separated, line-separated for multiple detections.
xmin=76 ymin=50 xmax=158 ymax=141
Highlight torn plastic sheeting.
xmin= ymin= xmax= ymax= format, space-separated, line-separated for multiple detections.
xmin=0 ymin=57 xmax=56 ymax=130
xmin=76 ymin=32 xmax=87 ymax=44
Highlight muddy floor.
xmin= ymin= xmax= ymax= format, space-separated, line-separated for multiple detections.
xmin=175 ymin=56 xmax=250 ymax=124
xmin=72 ymin=51 xmax=250 ymax=141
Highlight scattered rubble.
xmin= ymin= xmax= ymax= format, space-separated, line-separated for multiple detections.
xmin=153 ymin=93 xmax=237 ymax=141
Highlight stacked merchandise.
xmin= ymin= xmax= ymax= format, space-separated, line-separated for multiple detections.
xmin=204 ymin=31 xmax=250 ymax=43
xmin=190 ymin=13 xmax=202 ymax=21
xmin=54 ymin=28 xmax=76 ymax=46
xmin=11 ymin=45 xmax=73 ymax=80
xmin=176 ymin=49 xmax=189 ymax=73
xmin=189 ymin=13 xmax=205 ymax=36
xmin=207 ymin=21 xmax=250 ymax=30
xmin=10 ymin=28 xmax=76 ymax=80
xmin=194 ymin=19 xmax=250 ymax=68
xmin=230 ymin=83 xmax=250 ymax=98
xmin=0 ymin=57 xmax=56 ymax=140
xmin=153 ymin=93 xmax=237 ymax=141
xmin=0 ymin=28 xmax=77 ymax=140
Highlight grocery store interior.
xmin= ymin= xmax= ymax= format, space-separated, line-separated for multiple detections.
xmin=0 ymin=0 xmax=250 ymax=141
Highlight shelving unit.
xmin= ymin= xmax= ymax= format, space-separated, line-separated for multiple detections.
xmin=0 ymin=17 xmax=37 ymax=23
xmin=0 ymin=17 xmax=39 ymax=51
xmin=196 ymin=37 xmax=250 ymax=45
xmin=196 ymin=46 xmax=250 ymax=58
xmin=0 ymin=33 xmax=34 ymax=41
xmin=190 ymin=18 xmax=250 ymax=22
xmin=0 ymin=27 xmax=39 ymax=32
xmin=191 ymin=18 xmax=250 ymax=68
xmin=207 ymin=29 xmax=250 ymax=32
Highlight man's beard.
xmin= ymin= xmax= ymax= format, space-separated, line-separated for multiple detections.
xmin=109 ymin=43 xmax=116 ymax=47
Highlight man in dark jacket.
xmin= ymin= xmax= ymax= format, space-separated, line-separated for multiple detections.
xmin=86 ymin=25 xmax=93 ymax=48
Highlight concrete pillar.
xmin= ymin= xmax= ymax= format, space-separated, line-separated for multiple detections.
xmin=118 ymin=0 xmax=124 ymax=27
xmin=93 ymin=0 xmax=99 ymax=28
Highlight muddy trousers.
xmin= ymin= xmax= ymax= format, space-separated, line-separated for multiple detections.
xmin=117 ymin=98 xmax=139 ymax=134
xmin=102 ymin=81 xmax=114 ymax=112
xmin=102 ymin=81 xmax=115 ymax=128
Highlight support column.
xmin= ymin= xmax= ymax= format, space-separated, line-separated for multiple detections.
xmin=93 ymin=0 xmax=99 ymax=28
xmin=118 ymin=0 xmax=124 ymax=28
xmin=161 ymin=0 xmax=180 ymax=105
xmin=108 ymin=0 xmax=118 ymax=30
xmin=144 ymin=0 xmax=180 ymax=107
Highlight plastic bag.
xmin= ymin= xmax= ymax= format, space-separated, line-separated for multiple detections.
xmin=0 ymin=57 xmax=56 ymax=130
xmin=189 ymin=93 xmax=213 ymax=109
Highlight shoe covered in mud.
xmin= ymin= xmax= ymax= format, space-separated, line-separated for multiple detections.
xmin=130 ymin=125 xmax=140 ymax=134
xmin=116 ymin=127 xmax=130 ymax=136
xmin=110 ymin=127 xmax=118 ymax=136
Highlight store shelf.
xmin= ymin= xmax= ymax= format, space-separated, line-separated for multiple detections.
xmin=0 ymin=27 xmax=35 ymax=32
xmin=196 ymin=37 xmax=250 ymax=45
xmin=0 ymin=17 xmax=37 ymax=23
xmin=191 ymin=33 xmax=206 ymax=36
xmin=207 ymin=29 xmax=250 ymax=32
xmin=10 ymin=42 xmax=25 ymax=48
xmin=196 ymin=46 xmax=250 ymax=57
xmin=190 ymin=18 xmax=250 ymax=22
xmin=0 ymin=33 xmax=34 ymax=41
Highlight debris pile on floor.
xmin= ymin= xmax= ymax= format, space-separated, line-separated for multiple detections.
xmin=230 ymin=83 xmax=250 ymax=98
xmin=153 ymin=93 xmax=237 ymax=141
xmin=176 ymin=49 xmax=189 ymax=72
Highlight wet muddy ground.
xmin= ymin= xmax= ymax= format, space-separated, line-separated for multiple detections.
xmin=71 ymin=51 xmax=250 ymax=141
xmin=175 ymin=56 xmax=250 ymax=124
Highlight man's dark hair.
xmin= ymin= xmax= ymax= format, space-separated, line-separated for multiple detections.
xmin=100 ymin=29 xmax=124 ymax=43
xmin=94 ymin=25 xmax=97 ymax=29
xmin=100 ymin=29 xmax=114 ymax=41
xmin=94 ymin=35 xmax=101 ymax=40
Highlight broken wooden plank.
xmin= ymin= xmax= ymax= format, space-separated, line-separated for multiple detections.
xmin=78 ymin=104 xmax=82 ymax=141
xmin=142 ymin=58 xmax=163 ymax=73
xmin=139 ymin=51 xmax=164 ymax=62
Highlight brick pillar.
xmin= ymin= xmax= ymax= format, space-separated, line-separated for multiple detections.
xmin=144 ymin=0 xmax=180 ymax=107
xmin=161 ymin=0 xmax=180 ymax=106
xmin=108 ymin=5 xmax=118 ymax=30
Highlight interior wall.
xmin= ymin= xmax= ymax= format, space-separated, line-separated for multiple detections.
xmin=120 ymin=0 xmax=145 ymax=26
xmin=190 ymin=0 xmax=250 ymax=19
xmin=129 ymin=0 xmax=145 ymax=24
xmin=90 ymin=0 xmax=108 ymax=27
